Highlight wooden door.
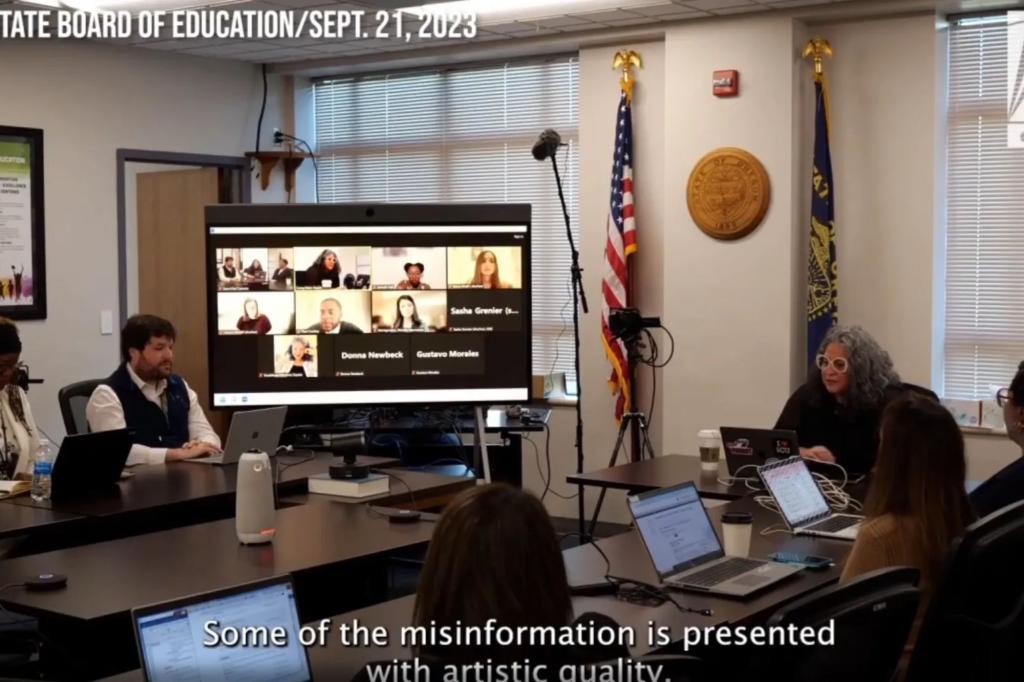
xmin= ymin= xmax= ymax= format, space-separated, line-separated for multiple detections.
xmin=136 ymin=167 xmax=228 ymax=438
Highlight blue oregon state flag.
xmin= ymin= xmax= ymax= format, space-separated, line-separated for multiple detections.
xmin=806 ymin=76 xmax=837 ymax=366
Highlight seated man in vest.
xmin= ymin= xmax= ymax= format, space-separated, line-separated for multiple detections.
xmin=86 ymin=314 xmax=222 ymax=465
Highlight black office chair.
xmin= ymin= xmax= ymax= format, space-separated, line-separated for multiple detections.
xmin=57 ymin=379 xmax=103 ymax=435
xmin=901 ymin=382 xmax=940 ymax=402
xmin=906 ymin=500 xmax=1024 ymax=682
xmin=745 ymin=566 xmax=921 ymax=682
xmin=969 ymin=458 xmax=1024 ymax=518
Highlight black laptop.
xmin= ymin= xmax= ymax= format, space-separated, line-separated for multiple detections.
xmin=51 ymin=429 xmax=133 ymax=498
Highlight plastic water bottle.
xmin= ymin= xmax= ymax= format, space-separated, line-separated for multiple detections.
xmin=30 ymin=438 xmax=55 ymax=503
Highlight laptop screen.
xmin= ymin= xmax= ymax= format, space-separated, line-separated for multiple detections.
xmin=134 ymin=579 xmax=311 ymax=682
xmin=628 ymin=482 xmax=723 ymax=577
xmin=759 ymin=456 xmax=830 ymax=527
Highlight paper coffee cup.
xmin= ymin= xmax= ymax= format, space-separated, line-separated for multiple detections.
xmin=721 ymin=511 xmax=753 ymax=557
xmin=698 ymin=429 xmax=722 ymax=471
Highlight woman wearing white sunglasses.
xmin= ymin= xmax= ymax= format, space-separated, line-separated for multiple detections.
xmin=776 ymin=325 xmax=908 ymax=474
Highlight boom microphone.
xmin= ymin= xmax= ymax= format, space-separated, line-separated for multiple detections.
xmin=531 ymin=129 xmax=565 ymax=161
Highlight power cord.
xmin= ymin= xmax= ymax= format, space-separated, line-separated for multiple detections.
xmin=274 ymin=450 xmax=316 ymax=485
xmin=274 ymin=130 xmax=318 ymax=202
xmin=606 ymin=576 xmax=713 ymax=617
xmin=716 ymin=463 xmax=763 ymax=490
xmin=525 ymin=430 xmax=576 ymax=502
xmin=371 ymin=469 xmax=417 ymax=508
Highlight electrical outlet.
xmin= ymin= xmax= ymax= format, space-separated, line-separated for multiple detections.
xmin=273 ymin=128 xmax=283 ymax=146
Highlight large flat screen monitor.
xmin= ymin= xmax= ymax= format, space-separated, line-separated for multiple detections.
xmin=206 ymin=204 xmax=531 ymax=407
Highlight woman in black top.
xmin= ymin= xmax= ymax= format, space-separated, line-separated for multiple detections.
xmin=305 ymin=249 xmax=340 ymax=288
xmin=776 ymin=325 xmax=905 ymax=474
xmin=969 ymin=361 xmax=1024 ymax=517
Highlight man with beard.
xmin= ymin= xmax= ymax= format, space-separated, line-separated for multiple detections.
xmin=87 ymin=315 xmax=221 ymax=465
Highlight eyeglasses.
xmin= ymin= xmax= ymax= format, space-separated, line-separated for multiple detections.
xmin=996 ymin=388 xmax=1013 ymax=408
xmin=815 ymin=354 xmax=849 ymax=374
xmin=0 ymin=361 xmax=23 ymax=377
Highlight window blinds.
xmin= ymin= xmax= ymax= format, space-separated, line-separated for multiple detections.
xmin=944 ymin=15 xmax=1024 ymax=399
xmin=314 ymin=57 xmax=580 ymax=386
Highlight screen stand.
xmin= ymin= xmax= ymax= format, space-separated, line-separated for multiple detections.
xmin=473 ymin=406 xmax=491 ymax=483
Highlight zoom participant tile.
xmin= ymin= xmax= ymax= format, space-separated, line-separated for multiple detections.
xmin=334 ymin=335 xmax=412 ymax=377
xmin=411 ymin=334 xmax=485 ymax=376
xmin=446 ymin=290 xmax=523 ymax=332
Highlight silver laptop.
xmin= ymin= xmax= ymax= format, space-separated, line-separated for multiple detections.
xmin=627 ymin=482 xmax=802 ymax=597
xmin=132 ymin=576 xmax=311 ymax=682
xmin=758 ymin=456 xmax=863 ymax=540
xmin=188 ymin=406 xmax=287 ymax=465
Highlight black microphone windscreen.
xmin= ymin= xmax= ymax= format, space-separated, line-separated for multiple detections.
xmin=532 ymin=128 xmax=562 ymax=161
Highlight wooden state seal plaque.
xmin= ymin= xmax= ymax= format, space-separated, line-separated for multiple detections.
xmin=686 ymin=147 xmax=770 ymax=240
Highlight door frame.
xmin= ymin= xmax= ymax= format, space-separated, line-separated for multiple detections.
xmin=116 ymin=149 xmax=250 ymax=326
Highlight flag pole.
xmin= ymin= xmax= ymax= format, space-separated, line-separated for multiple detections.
xmin=613 ymin=50 xmax=644 ymax=463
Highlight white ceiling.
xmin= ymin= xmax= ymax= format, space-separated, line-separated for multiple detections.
xmin=4 ymin=0 xmax=861 ymax=65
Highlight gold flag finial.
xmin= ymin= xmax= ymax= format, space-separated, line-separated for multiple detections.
xmin=612 ymin=50 xmax=642 ymax=102
xmin=802 ymin=37 xmax=833 ymax=80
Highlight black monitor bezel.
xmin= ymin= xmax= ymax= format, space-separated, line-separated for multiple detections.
xmin=204 ymin=203 xmax=532 ymax=410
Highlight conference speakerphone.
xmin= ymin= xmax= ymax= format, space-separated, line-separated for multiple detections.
xmin=206 ymin=204 xmax=532 ymax=408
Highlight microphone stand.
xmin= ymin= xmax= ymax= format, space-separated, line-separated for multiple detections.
xmin=546 ymin=149 xmax=590 ymax=540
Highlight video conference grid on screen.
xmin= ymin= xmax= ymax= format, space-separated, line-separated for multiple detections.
xmin=208 ymin=225 xmax=530 ymax=406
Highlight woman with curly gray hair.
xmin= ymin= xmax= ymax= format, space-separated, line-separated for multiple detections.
xmin=775 ymin=325 xmax=906 ymax=473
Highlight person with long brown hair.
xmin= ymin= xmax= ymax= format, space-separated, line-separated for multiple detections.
xmin=842 ymin=392 xmax=975 ymax=673
xmin=468 ymin=250 xmax=508 ymax=289
xmin=412 ymin=484 xmax=580 ymax=668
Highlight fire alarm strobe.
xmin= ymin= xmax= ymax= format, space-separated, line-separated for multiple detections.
xmin=713 ymin=70 xmax=739 ymax=97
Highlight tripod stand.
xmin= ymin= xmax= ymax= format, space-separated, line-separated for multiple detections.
xmin=587 ymin=334 xmax=656 ymax=538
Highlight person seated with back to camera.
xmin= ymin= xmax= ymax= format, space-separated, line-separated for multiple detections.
xmin=775 ymin=325 xmax=911 ymax=474
xmin=351 ymin=484 xmax=629 ymax=681
xmin=0 ymin=318 xmax=40 ymax=480
xmin=86 ymin=314 xmax=222 ymax=465
xmin=841 ymin=392 xmax=975 ymax=678
xmin=969 ymin=361 xmax=1024 ymax=517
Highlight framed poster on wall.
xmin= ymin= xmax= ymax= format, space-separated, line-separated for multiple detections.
xmin=0 ymin=126 xmax=46 ymax=320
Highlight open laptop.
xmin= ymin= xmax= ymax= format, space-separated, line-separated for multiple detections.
xmin=51 ymin=429 xmax=133 ymax=498
xmin=188 ymin=406 xmax=287 ymax=465
xmin=758 ymin=456 xmax=863 ymax=540
xmin=721 ymin=426 xmax=861 ymax=482
xmin=627 ymin=482 xmax=801 ymax=597
xmin=132 ymin=576 xmax=311 ymax=682
xmin=720 ymin=427 xmax=799 ymax=476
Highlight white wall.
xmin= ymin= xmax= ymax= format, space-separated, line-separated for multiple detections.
xmin=536 ymin=9 xmax=1021 ymax=523
xmin=659 ymin=15 xmax=803 ymax=464
xmin=814 ymin=14 xmax=937 ymax=386
xmin=0 ymin=40 xmax=288 ymax=441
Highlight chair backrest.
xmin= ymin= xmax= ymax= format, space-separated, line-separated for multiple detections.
xmin=902 ymin=382 xmax=940 ymax=402
xmin=750 ymin=566 xmax=921 ymax=682
xmin=907 ymin=499 xmax=1024 ymax=682
xmin=969 ymin=458 xmax=1024 ymax=518
xmin=57 ymin=379 xmax=103 ymax=435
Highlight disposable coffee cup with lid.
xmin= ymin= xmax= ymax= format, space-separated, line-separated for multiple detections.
xmin=721 ymin=511 xmax=753 ymax=557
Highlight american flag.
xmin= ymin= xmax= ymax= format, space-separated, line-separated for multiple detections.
xmin=601 ymin=92 xmax=637 ymax=421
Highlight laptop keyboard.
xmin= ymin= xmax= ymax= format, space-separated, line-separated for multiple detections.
xmin=804 ymin=515 xmax=859 ymax=533
xmin=680 ymin=557 xmax=763 ymax=587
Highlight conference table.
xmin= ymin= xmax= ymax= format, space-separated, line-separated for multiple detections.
xmin=96 ymin=494 xmax=853 ymax=682
xmin=0 ymin=499 xmax=444 ymax=679
xmin=569 ymin=454 xmax=767 ymax=501
xmin=0 ymin=453 xmax=401 ymax=553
